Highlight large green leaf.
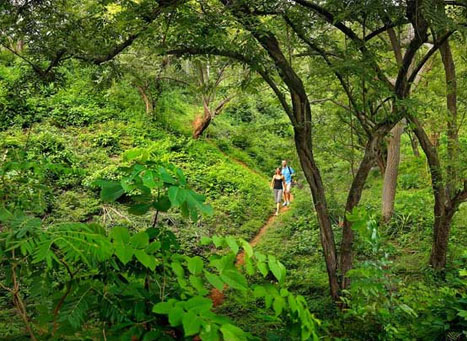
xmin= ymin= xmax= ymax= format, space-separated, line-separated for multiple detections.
xmin=225 ymin=236 xmax=239 ymax=255
xmin=268 ymin=255 xmax=286 ymax=283
xmin=152 ymin=300 xmax=174 ymax=314
xmin=110 ymin=226 xmax=130 ymax=244
xmin=128 ymin=203 xmax=152 ymax=216
xmin=115 ymin=245 xmax=134 ymax=265
xmin=187 ymin=256 xmax=204 ymax=275
xmin=168 ymin=306 xmax=184 ymax=326
xmin=182 ymin=311 xmax=202 ymax=336
xmin=220 ymin=324 xmax=247 ymax=341
xmin=153 ymin=196 xmax=171 ymax=212
xmin=99 ymin=181 xmax=125 ymax=202
xmin=220 ymin=270 xmax=247 ymax=291
xmin=204 ymin=271 xmax=224 ymax=291
xmin=135 ymin=250 xmax=156 ymax=270
xmin=130 ymin=231 xmax=149 ymax=249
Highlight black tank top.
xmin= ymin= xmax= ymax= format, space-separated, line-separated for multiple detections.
xmin=273 ymin=177 xmax=283 ymax=189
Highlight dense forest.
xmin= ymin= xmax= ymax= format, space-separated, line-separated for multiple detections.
xmin=0 ymin=0 xmax=466 ymax=340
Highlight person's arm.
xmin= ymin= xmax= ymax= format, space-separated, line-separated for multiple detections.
xmin=270 ymin=176 xmax=275 ymax=188
xmin=282 ymin=176 xmax=286 ymax=189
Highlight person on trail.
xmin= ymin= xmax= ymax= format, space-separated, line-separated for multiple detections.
xmin=281 ymin=160 xmax=295 ymax=206
xmin=271 ymin=168 xmax=286 ymax=216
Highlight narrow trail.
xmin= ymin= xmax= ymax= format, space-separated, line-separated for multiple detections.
xmin=207 ymin=139 xmax=294 ymax=307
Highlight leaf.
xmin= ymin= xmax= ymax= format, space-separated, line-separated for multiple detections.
xmin=212 ymin=235 xmax=223 ymax=248
xmin=99 ymin=181 xmax=125 ymax=202
xmin=225 ymin=236 xmax=239 ymax=255
xmin=159 ymin=167 xmax=176 ymax=184
xmin=168 ymin=186 xmax=184 ymax=206
xmin=187 ymin=256 xmax=204 ymax=275
xmin=110 ymin=226 xmax=130 ymax=244
xmin=142 ymin=170 xmax=157 ymax=189
xmin=200 ymin=236 xmax=212 ymax=245
xmin=253 ymin=285 xmax=266 ymax=298
xmin=257 ymin=262 xmax=268 ymax=277
xmin=204 ymin=271 xmax=224 ymax=291
xmin=268 ymin=255 xmax=286 ymax=283
xmin=128 ymin=203 xmax=151 ymax=216
xmin=176 ymin=168 xmax=187 ymax=186
xmin=153 ymin=196 xmax=171 ymax=212
xmin=168 ymin=306 xmax=184 ymax=326
xmin=130 ymin=231 xmax=149 ymax=249
xmin=135 ymin=250 xmax=156 ymax=270
xmin=146 ymin=241 xmax=161 ymax=253
xmin=171 ymin=261 xmax=184 ymax=278
xmin=200 ymin=325 xmax=220 ymax=341
xmin=189 ymin=275 xmax=208 ymax=295
xmin=152 ymin=300 xmax=174 ymax=314
xmin=220 ymin=270 xmax=247 ymax=291
xmin=185 ymin=296 xmax=212 ymax=313
xmin=240 ymin=239 xmax=253 ymax=258
xmin=182 ymin=311 xmax=202 ymax=336
xmin=220 ymin=324 xmax=247 ymax=341
xmin=273 ymin=296 xmax=286 ymax=316
xmin=115 ymin=246 xmax=134 ymax=265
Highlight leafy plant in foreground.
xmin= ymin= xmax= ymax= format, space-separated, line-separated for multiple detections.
xmin=0 ymin=153 xmax=320 ymax=340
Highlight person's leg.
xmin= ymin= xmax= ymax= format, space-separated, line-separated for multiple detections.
xmin=275 ymin=202 xmax=280 ymax=215
xmin=285 ymin=183 xmax=291 ymax=204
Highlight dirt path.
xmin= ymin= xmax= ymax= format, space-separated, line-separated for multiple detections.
xmin=206 ymin=139 xmax=295 ymax=306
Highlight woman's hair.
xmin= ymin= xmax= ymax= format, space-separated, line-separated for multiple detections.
xmin=275 ymin=168 xmax=281 ymax=175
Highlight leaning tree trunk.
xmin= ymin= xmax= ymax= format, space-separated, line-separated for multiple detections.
xmin=294 ymin=123 xmax=339 ymax=300
xmin=381 ymin=121 xmax=404 ymax=223
xmin=193 ymin=107 xmax=212 ymax=139
xmin=137 ymin=85 xmax=153 ymax=115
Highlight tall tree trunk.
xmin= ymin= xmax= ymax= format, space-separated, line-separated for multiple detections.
xmin=429 ymin=206 xmax=455 ymax=269
xmin=409 ymin=132 xmax=420 ymax=157
xmin=424 ymin=39 xmax=458 ymax=269
xmin=137 ymin=85 xmax=153 ymax=115
xmin=410 ymin=117 xmax=451 ymax=270
xmin=381 ymin=121 xmax=404 ymax=223
xmin=293 ymin=115 xmax=339 ymax=300
xmin=340 ymin=132 xmax=385 ymax=289
xmin=439 ymin=40 xmax=458 ymax=196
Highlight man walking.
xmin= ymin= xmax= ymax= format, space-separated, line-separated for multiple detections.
xmin=281 ymin=160 xmax=294 ymax=206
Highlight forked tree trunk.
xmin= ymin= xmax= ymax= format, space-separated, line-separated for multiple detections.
xmin=381 ymin=121 xmax=404 ymax=223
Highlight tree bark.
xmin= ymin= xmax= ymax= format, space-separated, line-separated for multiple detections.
xmin=439 ymin=40 xmax=458 ymax=195
xmin=340 ymin=131 xmax=386 ymax=289
xmin=136 ymin=85 xmax=153 ymax=115
xmin=409 ymin=132 xmax=420 ymax=157
xmin=381 ymin=121 xmax=404 ymax=223
xmin=410 ymin=116 xmax=451 ymax=270
xmin=193 ymin=105 xmax=212 ymax=139
xmin=293 ymin=108 xmax=339 ymax=300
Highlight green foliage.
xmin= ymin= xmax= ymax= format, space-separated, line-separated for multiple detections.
xmin=0 ymin=159 xmax=320 ymax=340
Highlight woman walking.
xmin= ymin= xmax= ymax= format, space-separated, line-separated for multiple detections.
xmin=271 ymin=168 xmax=286 ymax=216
